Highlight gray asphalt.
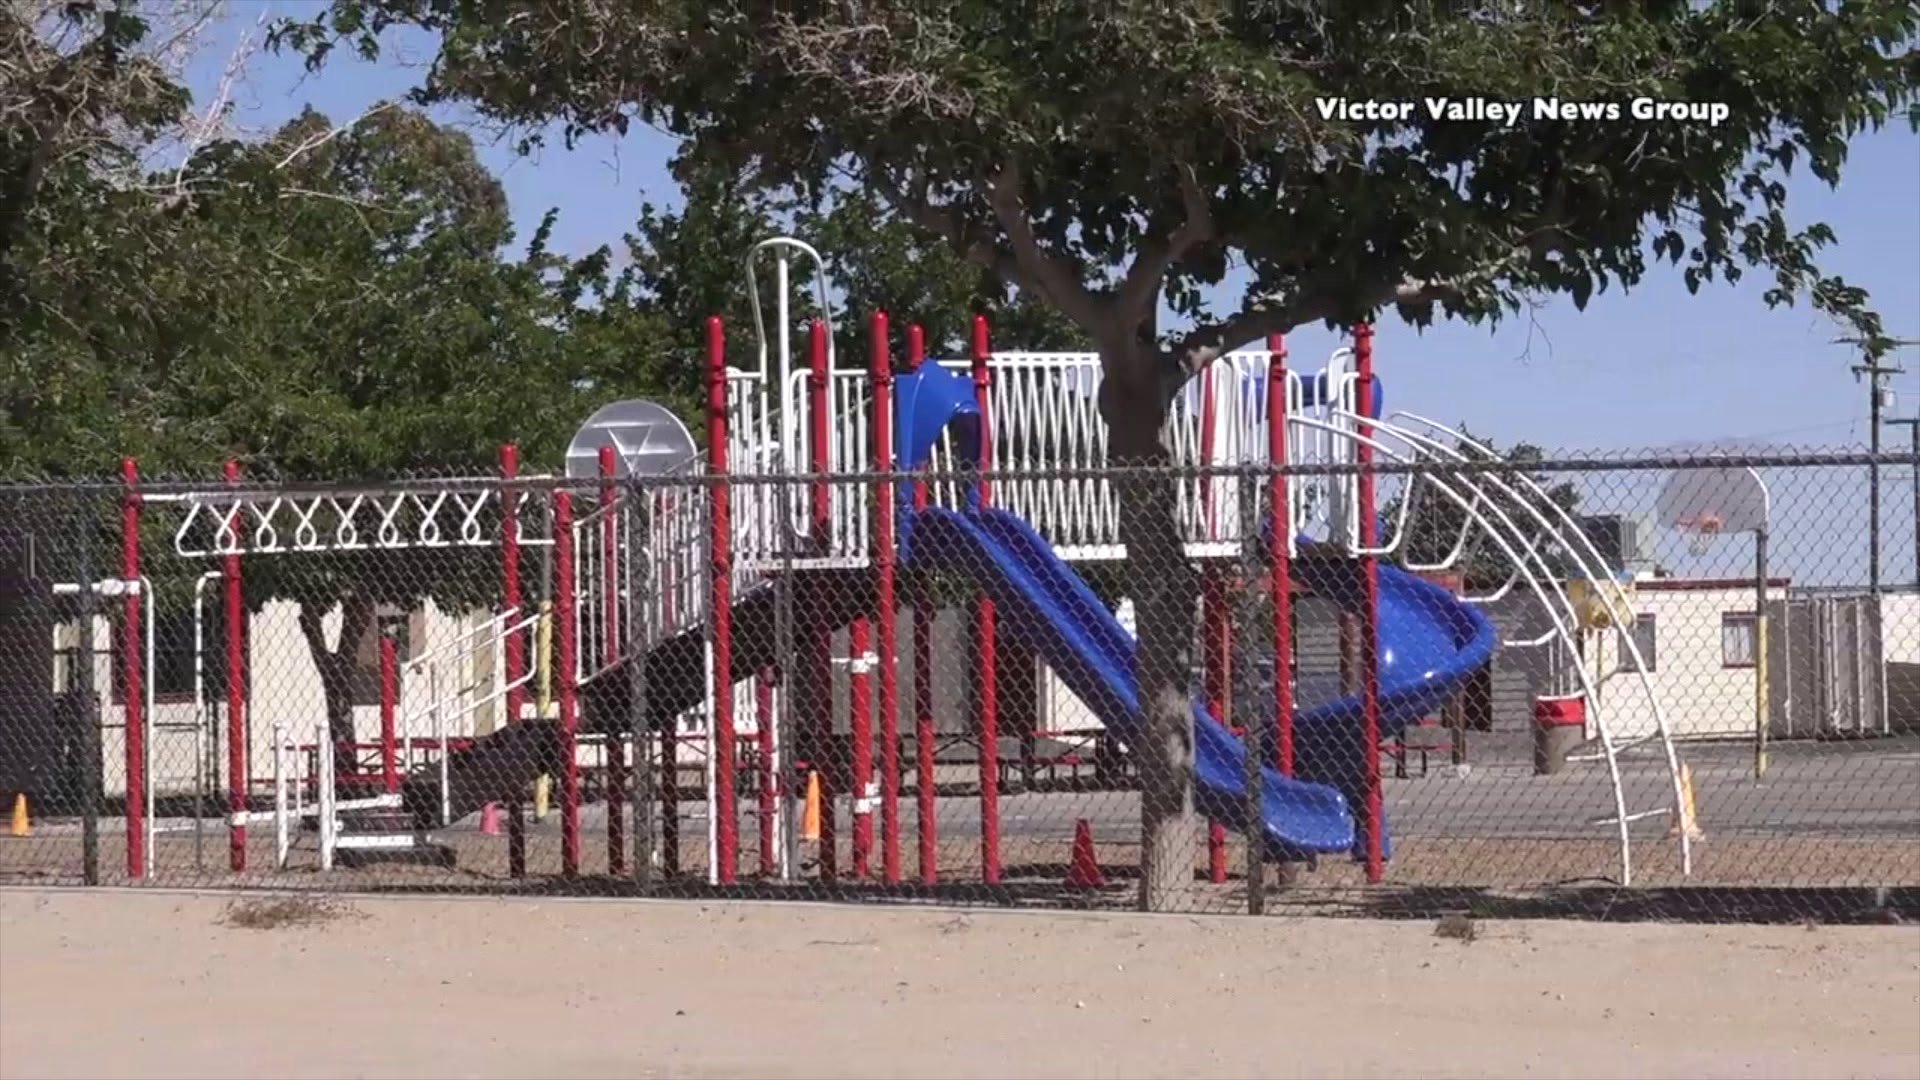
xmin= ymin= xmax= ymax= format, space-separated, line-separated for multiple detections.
xmin=502 ymin=734 xmax=1920 ymax=843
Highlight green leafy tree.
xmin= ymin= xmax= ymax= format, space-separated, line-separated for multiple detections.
xmin=621 ymin=158 xmax=1084 ymax=399
xmin=5 ymin=81 xmax=679 ymax=752
xmin=278 ymin=0 xmax=1917 ymax=906
xmin=175 ymin=105 xmax=686 ymax=755
xmin=2 ymin=0 xmax=213 ymax=473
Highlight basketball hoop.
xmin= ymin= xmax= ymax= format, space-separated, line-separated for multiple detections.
xmin=1679 ymin=512 xmax=1723 ymax=557
xmin=1657 ymin=467 xmax=1766 ymax=556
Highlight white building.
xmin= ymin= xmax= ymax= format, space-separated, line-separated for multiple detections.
xmin=59 ymin=598 xmax=502 ymax=802
xmin=1586 ymin=577 xmax=1791 ymax=743
xmin=41 ymin=577 xmax=1920 ymax=804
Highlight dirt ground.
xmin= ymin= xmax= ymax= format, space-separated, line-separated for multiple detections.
xmin=2 ymin=889 xmax=1916 ymax=1080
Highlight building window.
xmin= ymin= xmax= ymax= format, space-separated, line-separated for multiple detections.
xmin=1618 ymin=613 xmax=1657 ymax=673
xmin=1721 ymin=611 xmax=1757 ymax=668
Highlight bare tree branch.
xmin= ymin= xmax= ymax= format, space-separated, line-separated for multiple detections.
xmin=1171 ymin=274 xmax=1492 ymax=374
xmin=275 ymin=101 xmax=395 ymax=170
xmin=169 ymin=4 xmax=267 ymax=199
xmin=984 ymin=161 xmax=1105 ymax=330
xmin=867 ymin=165 xmax=1025 ymax=285
xmin=1171 ymin=291 xmax=1337 ymax=374
xmin=1116 ymin=163 xmax=1214 ymax=329
xmin=1172 ymin=213 xmax=1585 ymax=374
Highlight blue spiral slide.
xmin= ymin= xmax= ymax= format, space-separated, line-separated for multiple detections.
xmin=890 ymin=362 xmax=1499 ymax=861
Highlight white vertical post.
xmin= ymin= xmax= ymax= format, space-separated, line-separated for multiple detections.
xmin=273 ymin=722 xmax=289 ymax=869
xmin=138 ymin=577 xmax=155 ymax=878
xmin=433 ymin=668 xmax=450 ymax=826
xmin=773 ymin=680 xmax=789 ymax=881
xmin=317 ymin=731 xmax=335 ymax=871
xmin=704 ymin=638 xmax=719 ymax=886
xmin=773 ymin=250 xmax=787 ymax=474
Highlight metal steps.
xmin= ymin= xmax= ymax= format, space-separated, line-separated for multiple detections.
xmin=328 ymin=808 xmax=455 ymax=868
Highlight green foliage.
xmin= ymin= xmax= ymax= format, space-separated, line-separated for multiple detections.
xmin=797 ymin=186 xmax=1087 ymax=362
xmin=276 ymin=0 xmax=1917 ymax=387
xmin=618 ymin=157 xmax=1084 ymax=407
xmin=6 ymin=4 xmax=1108 ymax=746
xmin=3 ymin=0 xmax=200 ymax=470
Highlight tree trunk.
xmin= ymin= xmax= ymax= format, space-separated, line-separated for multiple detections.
xmin=297 ymin=594 xmax=375 ymax=780
xmin=1101 ymin=361 xmax=1199 ymax=912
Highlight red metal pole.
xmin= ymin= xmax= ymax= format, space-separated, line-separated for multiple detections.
xmin=223 ymin=460 xmax=248 ymax=872
xmin=121 ymin=458 xmax=144 ymax=879
xmin=757 ymin=669 xmax=776 ymax=876
xmin=1354 ymin=323 xmax=1385 ymax=884
xmin=380 ymin=633 xmax=399 ymax=794
xmin=555 ymin=488 xmax=581 ymax=877
xmin=872 ymin=311 xmax=902 ymax=884
xmin=808 ymin=319 xmax=836 ymax=878
xmin=600 ymin=445 xmax=626 ymax=875
xmin=708 ymin=315 xmax=739 ymax=884
xmin=971 ymin=315 xmax=1001 ymax=885
xmin=851 ymin=307 xmax=876 ymax=884
xmin=909 ymin=325 xmax=938 ymax=885
xmin=500 ymin=443 xmax=528 ymax=878
xmin=1266 ymin=337 xmax=1295 ymax=777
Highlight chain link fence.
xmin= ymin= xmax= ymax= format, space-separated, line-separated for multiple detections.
xmin=2 ymin=449 xmax=1915 ymax=921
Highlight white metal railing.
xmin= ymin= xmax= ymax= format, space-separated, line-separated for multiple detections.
xmin=395 ymin=607 xmax=538 ymax=824
xmin=1385 ymin=411 xmax=1690 ymax=870
xmin=764 ymin=348 xmax=1368 ymax=562
xmin=264 ymin=721 xmax=407 ymax=870
xmin=574 ymin=488 xmax=633 ymax=687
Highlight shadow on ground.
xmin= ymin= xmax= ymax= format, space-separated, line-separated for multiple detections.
xmin=313 ymin=870 xmax=1916 ymax=925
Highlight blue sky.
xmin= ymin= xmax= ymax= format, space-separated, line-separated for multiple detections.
xmin=193 ymin=3 xmax=1919 ymax=459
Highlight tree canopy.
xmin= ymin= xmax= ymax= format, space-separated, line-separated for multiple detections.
xmin=281 ymin=1 xmax=1916 ymax=407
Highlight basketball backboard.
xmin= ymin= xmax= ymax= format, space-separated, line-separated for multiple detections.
xmin=565 ymin=400 xmax=698 ymax=480
xmin=1655 ymin=465 xmax=1770 ymax=535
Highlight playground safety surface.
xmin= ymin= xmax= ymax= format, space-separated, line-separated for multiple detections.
xmin=2 ymin=889 xmax=1915 ymax=1079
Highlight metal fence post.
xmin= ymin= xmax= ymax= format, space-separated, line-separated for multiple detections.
xmin=628 ymin=482 xmax=654 ymax=890
xmin=1241 ymin=464 xmax=1266 ymax=915
xmin=74 ymin=491 xmax=100 ymax=886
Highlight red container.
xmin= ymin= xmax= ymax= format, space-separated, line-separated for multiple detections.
xmin=1532 ymin=697 xmax=1585 ymax=775
xmin=1533 ymin=696 xmax=1586 ymax=728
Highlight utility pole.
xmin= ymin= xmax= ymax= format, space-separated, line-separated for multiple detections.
xmin=1890 ymin=414 xmax=1920 ymax=588
xmin=1838 ymin=336 xmax=1915 ymax=607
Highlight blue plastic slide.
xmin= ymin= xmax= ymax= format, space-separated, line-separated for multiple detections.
xmin=888 ymin=360 xmax=1498 ymax=861
xmin=906 ymin=504 xmax=1356 ymax=856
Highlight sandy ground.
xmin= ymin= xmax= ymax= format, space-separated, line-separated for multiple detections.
xmin=2 ymin=890 xmax=1916 ymax=1080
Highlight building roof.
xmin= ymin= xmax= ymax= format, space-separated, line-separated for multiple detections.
xmin=1634 ymin=576 xmax=1792 ymax=592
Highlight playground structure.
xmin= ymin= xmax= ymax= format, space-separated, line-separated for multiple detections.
xmin=14 ymin=236 xmax=1717 ymax=895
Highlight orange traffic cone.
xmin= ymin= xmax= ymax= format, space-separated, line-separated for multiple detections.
xmin=479 ymin=802 xmax=501 ymax=836
xmin=801 ymin=772 xmax=822 ymax=842
xmin=1065 ymin=818 xmax=1105 ymax=889
xmin=9 ymin=794 xmax=28 ymax=837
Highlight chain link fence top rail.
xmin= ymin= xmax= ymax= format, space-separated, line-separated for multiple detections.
xmin=1 ymin=448 xmax=1915 ymax=921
